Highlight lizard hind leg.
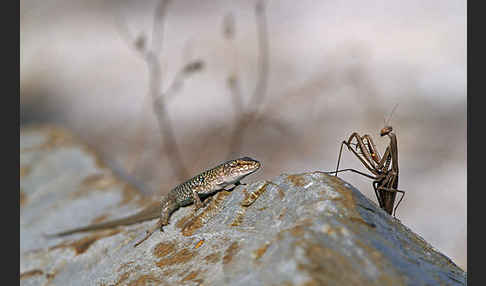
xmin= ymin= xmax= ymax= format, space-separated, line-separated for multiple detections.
xmin=133 ymin=198 xmax=179 ymax=247
xmin=133 ymin=219 xmax=163 ymax=247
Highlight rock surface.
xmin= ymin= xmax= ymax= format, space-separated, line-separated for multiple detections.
xmin=20 ymin=126 xmax=466 ymax=286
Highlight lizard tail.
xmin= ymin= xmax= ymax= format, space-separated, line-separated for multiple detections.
xmin=45 ymin=202 xmax=161 ymax=237
xmin=45 ymin=217 xmax=142 ymax=237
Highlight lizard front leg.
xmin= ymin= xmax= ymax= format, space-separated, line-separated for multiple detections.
xmin=192 ymin=189 xmax=203 ymax=211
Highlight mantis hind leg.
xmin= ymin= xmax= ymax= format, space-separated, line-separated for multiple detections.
xmin=376 ymin=187 xmax=405 ymax=217
xmin=373 ymin=181 xmax=386 ymax=210
xmin=327 ymin=168 xmax=376 ymax=180
xmin=334 ymin=141 xmax=347 ymax=176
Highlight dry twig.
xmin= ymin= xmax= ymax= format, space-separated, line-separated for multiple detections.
xmin=115 ymin=0 xmax=202 ymax=181
xmin=227 ymin=0 xmax=270 ymax=158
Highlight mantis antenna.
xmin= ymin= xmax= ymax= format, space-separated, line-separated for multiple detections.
xmin=384 ymin=104 xmax=399 ymax=126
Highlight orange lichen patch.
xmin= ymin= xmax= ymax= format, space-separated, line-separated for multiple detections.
xmin=127 ymin=275 xmax=163 ymax=286
xmin=20 ymin=126 xmax=76 ymax=152
xmin=49 ymin=229 xmax=120 ymax=255
xmin=162 ymin=268 xmax=177 ymax=277
xmin=72 ymin=172 xmax=144 ymax=204
xmin=320 ymin=225 xmax=338 ymax=236
xmin=252 ymin=242 xmax=271 ymax=260
xmin=289 ymin=225 xmax=306 ymax=237
xmin=156 ymin=248 xmax=196 ymax=268
xmin=116 ymin=261 xmax=135 ymax=273
xmin=181 ymin=191 xmax=231 ymax=236
xmin=181 ymin=271 xmax=200 ymax=282
xmin=287 ymin=174 xmax=307 ymax=187
xmin=194 ymin=239 xmax=205 ymax=249
xmin=20 ymin=165 xmax=31 ymax=178
xmin=289 ymin=219 xmax=313 ymax=237
xmin=20 ymin=190 xmax=27 ymax=207
xmin=232 ymin=183 xmax=270 ymax=226
xmin=153 ymin=242 xmax=176 ymax=258
xmin=175 ymin=214 xmax=194 ymax=229
xmin=297 ymin=241 xmax=367 ymax=285
xmin=241 ymin=183 xmax=268 ymax=207
xmin=274 ymin=219 xmax=313 ymax=241
xmin=324 ymin=174 xmax=350 ymax=192
xmin=20 ymin=269 xmax=44 ymax=280
xmin=91 ymin=214 xmax=110 ymax=224
xmin=241 ymin=188 xmax=249 ymax=198
xmin=81 ymin=173 xmax=118 ymax=190
xmin=45 ymin=272 xmax=56 ymax=280
xmin=300 ymin=280 xmax=320 ymax=286
xmin=297 ymin=240 xmax=404 ymax=286
xmin=348 ymin=216 xmax=376 ymax=229
xmin=244 ymin=184 xmax=268 ymax=205
xmin=204 ymin=252 xmax=221 ymax=264
xmin=113 ymin=272 xmax=131 ymax=286
xmin=69 ymin=173 xmax=118 ymax=199
xmin=223 ymin=242 xmax=240 ymax=265
xmin=43 ymin=128 xmax=75 ymax=148
xmin=354 ymin=240 xmax=386 ymax=266
xmin=180 ymin=218 xmax=203 ymax=237
xmin=325 ymin=175 xmax=360 ymax=216
xmin=230 ymin=208 xmax=247 ymax=227
xmin=278 ymin=207 xmax=287 ymax=220
xmin=21 ymin=125 xmax=109 ymax=170
xmin=70 ymin=230 xmax=120 ymax=254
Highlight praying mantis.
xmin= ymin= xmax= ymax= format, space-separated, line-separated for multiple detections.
xmin=331 ymin=108 xmax=405 ymax=217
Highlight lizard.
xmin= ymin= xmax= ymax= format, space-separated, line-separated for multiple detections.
xmin=47 ymin=157 xmax=261 ymax=247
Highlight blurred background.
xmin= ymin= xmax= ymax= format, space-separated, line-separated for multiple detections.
xmin=20 ymin=0 xmax=466 ymax=269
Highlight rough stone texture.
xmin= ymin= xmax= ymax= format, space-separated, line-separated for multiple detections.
xmin=20 ymin=126 xmax=466 ymax=286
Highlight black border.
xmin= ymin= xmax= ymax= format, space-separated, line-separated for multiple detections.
xmin=466 ymin=1 xmax=472 ymax=282
xmin=15 ymin=0 xmax=21 ymax=283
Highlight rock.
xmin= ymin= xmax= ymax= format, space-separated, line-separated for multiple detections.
xmin=20 ymin=126 xmax=466 ymax=286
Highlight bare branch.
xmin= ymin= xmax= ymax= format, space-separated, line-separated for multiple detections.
xmin=227 ymin=0 xmax=270 ymax=158
xmin=165 ymin=60 xmax=205 ymax=101
xmin=152 ymin=0 xmax=170 ymax=54
xmin=113 ymin=13 xmax=143 ymax=53
xmin=223 ymin=12 xmax=235 ymax=40
xmin=144 ymin=50 xmax=189 ymax=180
xmin=249 ymin=0 xmax=269 ymax=112
xmin=254 ymin=115 xmax=293 ymax=137
xmin=227 ymin=74 xmax=244 ymax=115
xmin=115 ymin=0 xmax=190 ymax=181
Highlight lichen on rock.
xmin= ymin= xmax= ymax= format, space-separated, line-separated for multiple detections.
xmin=20 ymin=126 xmax=466 ymax=286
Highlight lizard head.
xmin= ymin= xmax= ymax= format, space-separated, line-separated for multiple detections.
xmin=221 ymin=157 xmax=261 ymax=184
